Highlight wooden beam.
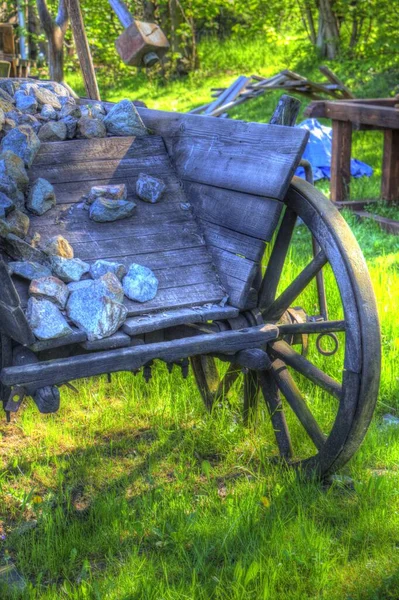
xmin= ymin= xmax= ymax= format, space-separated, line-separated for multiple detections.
xmin=382 ymin=129 xmax=399 ymax=204
xmin=330 ymin=120 xmax=352 ymax=202
xmin=66 ymin=0 xmax=100 ymax=100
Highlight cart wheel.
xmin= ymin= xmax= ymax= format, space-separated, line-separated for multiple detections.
xmin=191 ymin=178 xmax=380 ymax=475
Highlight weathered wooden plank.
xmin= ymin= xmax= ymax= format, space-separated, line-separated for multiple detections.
xmin=206 ymin=246 xmax=258 ymax=308
xmin=123 ymin=305 xmax=239 ymax=336
xmin=0 ymin=300 xmax=35 ymax=346
xmin=330 ymin=120 xmax=352 ymax=202
xmin=81 ymin=330 xmax=131 ymax=350
xmin=1 ymin=324 xmax=279 ymax=388
xmin=382 ymin=129 xmax=399 ymax=203
xmin=184 ymin=181 xmax=283 ymax=241
xmin=305 ymin=101 xmax=399 ymax=128
xmin=34 ymin=136 xmax=166 ymax=165
xmin=199 ymin=220 xmax=265 ymax=262
xmin=0 ymin=259 xmax=20 ymax=307
xmin=29 ymin=328 xmax=87 ymax=352
xmin=137 ymin=108 xmax=309 ymax=198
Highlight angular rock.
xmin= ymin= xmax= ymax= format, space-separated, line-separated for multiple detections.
xmin=89 ymin=198 xmax=136 ymax=222
xmin=136 ymin=173 xmax=166 ymax=204
xmin=3 ymin=117 xmax=16 ymax=133
xmin=0 ymin=106 xmax=4 ymax=131
xmin=0 ymin=192 xmax=14 ymax=218
xmin=59 ymin=95 xmax=76 ymax=106
xmin=8 ymin=261 xmax=52 ymax=280
xmin=91 ymin=102 xmax=106 ymax=118
xmin=41 ymin=104 xmax=58 ymax=121
xmin=0 ymin=150 xmax=29 ymax=192
xmin=0 ymin=98 xmax=15 ymax=113
xmin=87 ymin=184 xmax=127 ymax=205
xmin=59 ymin=101 xmax=81 ymax=119
xmin=0 ymin=218 xmax=11 ymax=237
xmin=29 ymin=276 xmax=69 ymax=309
xmin=103 ymin=99 xmax=148 ymax=136
xmin=0 ymin=79 xmax=15 ymax=97
xmin=26 ymin=297 xmax=73 ymax=340
xmin=1 ymin=125 xmax=41 ymax=167
xmin=6 ymin=111 xmax=41 ymax=134
xmin=122 ymin=263 xmax=158 ymax=302
xmin=89 ymin=259 xmax=127 ymax=280
xmin=28 ymin=85 xmax=61 ymax=109
xmin=43 ymin=235 xmax=74 ymax=258
xmin=27 ymin=178 xmax=56 ymax=215
xmin=50 ymin=256 xmax=90 ymax=282
xmin=5 ymin=209 xmax=30 ymax=238
xmin=67 ymin=279 xmax=94 ymax=293
xmin=38 ymin=120 xmax=67 ymax=142
xmin=16 ymin=94 xmax=38 ymax=115
xmin=77 ymin=116 xmax=106 ymax=139
xmin=0 ymin=173 xmax=18 ymax=202
xmin=40 ymin=81 xmax=69 ymax=97
xmin=0 ymin=87 xmax=15 ymax=104
xmin=97 ymin=272 xmax=124 ymax=303
xmin=67 ymin=283 xmax=128 ymax=340
xmin=61 ymin=115 xmax=77 ymax=139
xmin=2 ymin=234 xmax=50 ymax=264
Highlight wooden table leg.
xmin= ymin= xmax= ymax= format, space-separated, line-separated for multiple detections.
xmin=382 ymin=129 xmax=399 ymax=204
xmin=330 ymin=120 xmax=352 ymax=202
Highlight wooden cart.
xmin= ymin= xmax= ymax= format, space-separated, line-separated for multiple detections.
xmin=0 ymin=105 xmax=381 ymax=476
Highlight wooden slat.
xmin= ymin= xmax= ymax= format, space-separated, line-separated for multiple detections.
xmin=200 ymin=220 xmax=265 ymax=262
xmin=81 ymin=330 xmax=131 ymax=350
xmin=184 ymin=181 xmax=283 ymax=241
xmin=123 ymin=305 xmax=239 ymax=336
xmin=0 ymin=300 xmax=35 ymax=346
xmin=137 ymin=108 xmax=309 ymax=198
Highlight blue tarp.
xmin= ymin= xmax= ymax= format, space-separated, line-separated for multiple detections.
xmin=295 ymin=118 xmax=373 ymax=181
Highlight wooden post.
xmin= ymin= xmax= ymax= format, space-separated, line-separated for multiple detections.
xmin=66 ymin=0 xmax=100 ymax=100
xmin=330 ymin=120 xmax=352 ymax=202
xmin=381 ymin=129 xmax=399 ymax=204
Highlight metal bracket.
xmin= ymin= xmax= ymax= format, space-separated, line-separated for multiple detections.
xmin=4 ymin=386 xmax=26 ymax=413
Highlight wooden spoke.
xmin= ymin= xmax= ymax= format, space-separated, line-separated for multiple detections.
xmin=259 ymin=207 xmax=297 ymax=310
xmin=259 ymin=370 xmax=293 ymax=459
xmin=190 ymin=355 xmax=219 ymax=410
xmin=271 ymin=359 xmax=327 ymax=450
xmin=263 ymin=251 xmax=328 ymax=322
xmin=269 ymin=340 xmax=342 ymax=400
xmin=278 ymin=320 xmax=345 ymax=336
xmin=215 ymin=364 xmax=241 ymax=399
xmin=243 ymin=370 xmax=259 ymax=425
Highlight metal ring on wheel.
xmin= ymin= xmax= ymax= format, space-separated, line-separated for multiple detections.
xmin=316 ymin=332 xmax=339 ymax=356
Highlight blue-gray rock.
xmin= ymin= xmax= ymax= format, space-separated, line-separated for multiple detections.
xmin=50 ymin=256 xmax=90 ymax=282
xmin=0 ymin=172 xmax=18 ymax=201
xmin=27 ymin=178 xmax=56 ymax=215
xmin=29 ymin=276 xmax=69 ymax=309
xmin=59 ymin=95 xmax=76 ymax=107
xmin=0 ymin=192 xmax=14 ymax=218
xmin=0 ymin=150 xmax=29 ymax=192
xmin=16 ymin=94 xmax=38 ymax=114
xmin=67 ymin=280 xmax=94 ymax=293
xmin=41 ymin=104 xmax=58 ymax=121
xmin=97 ymin=272 xmax=124 ymax=303
xmin=40 ymin=81 xmax=69 ymax=97
xmin=4 ymin=111 xmax=41 ymax=134
xmin=89 ymin=197 xmax=136 ymax=222
xmin=0 ymin=218 xmax=10 ymax=236
xmin=0 ymin=82 xmax=15 ymax=100
xmin=89 ymin=259 xmax=127 ymax=280
xmin=5 ymin=209 xmax=30 ymax=238
xmin=136 ymin=173 xmax=166 ymax=203
xmin=3 ymin=234 xmax=50 ymax=264
xmin=77 ymin=116 xmax=106 ymax=139
xmin=0 ymin=106 xmax=4 ymax=131
xmin=61 ymin=115 xmax=77 ymax=139
xmin=38 ymin=120 xmax=67 ymax=142
xmin=103 ymin=99 xmax=148 ymax=136
xmin=59 ymin=100 xmax=81 ymax=119
xmin=87 ymin=184 xmax=127 ymax=204
xmin=28 ymin=85 xmax=61 ymax=109
xmin=8 ymin=261 xmax=52 ymax=280
xmin=122 ymin=263 xmax=158 ymax=302
xmin=1 ymin=125 xmax=41 ymax=167
xmin=67 ymin=283 xmax=128 ymax=340
xmin=91 ymin=102 xmax=106 ymax=118
xmin=26 ymin=297 xmax=73 ymax=340
xmin=0 ymin=79 xmax=15 ymax=96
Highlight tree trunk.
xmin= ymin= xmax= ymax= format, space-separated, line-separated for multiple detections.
xmin=316 ymin=0 xmax=340 ymax=59
xmin=48 ymin=26 xmax=64 ymax=81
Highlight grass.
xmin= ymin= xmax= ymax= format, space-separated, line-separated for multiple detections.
xmin=1 ymin=36 xmax=399 ymax=599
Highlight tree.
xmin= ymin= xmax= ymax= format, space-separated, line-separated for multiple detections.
xmin=36 ymin=0 xmax=69 ymax=81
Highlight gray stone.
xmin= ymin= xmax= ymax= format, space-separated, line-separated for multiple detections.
xmin=0 ymin=106 xmax=4 ymax=131
xmin=87 ymin=184 xmax=127 ymax=205
xmin=0 ymin=173 xmax=18 ymax=202
xmin=77 ymin=116 xmax=106 ymax=139
xmin=61 ymin=115 xmax=77 ymax=139
xmin=103 ymin=99 xmax=148 ymax=137
xmin=59 ymin=100 xmax=81 ymax=119
xmin=0 ymin=81 xmax=15 ymax=99
xmin=91 ymin=102 xmax=106 ymax=118
xmin=29 ymin=276 xmax=69 ymax=309
xmin=27 ymin=178 xmax=56 ymax=215
xmin=26 ymin=297 xmax=73 ymax=340
xmin=67 ymin=282 xmax=128 ymax=340
xmin=40 ymin=81 xmax=69 ymax=97
xmin=5 ymin=110 xmax=41 ymax=134
xmin=122 ymin=263 xmax=158 ymax=302
xmin=38 ymin=120 xmax=67 ymax=142
xmin=97 ymin=272 xmax=124 ymax=303
xmin=0 ymin=98 xmax=14 ymax=113
xmin=2 ymin=234 xmax=50 ymax=264
xmin=0 ymin=218 xmax=11 ymax=237
xmin=0 ymin=150 xmax=29 ymax=192
xmin=58 ymin=95 xmax=76 ymax=106
xmin=136 ymin=173 xmax=166 ymax=203
xmin=5 ymin=209 xmax=30 ymax=238
xmin=28 ymin=85 xmax=61 ymax=109
xmin=3 ymin=117 xmax=16 ymax=133
xmin=50 ymin=256 xmax=90 ymax=282
xmin=90 ymin=259 xmax=127 ymax=280
xmin=0 ymin=192 xmax=14 ymax=218
xmin=16 ymin=94 xmax=38 ymax=115
xmin=67 ymin=279 xmax=94 ymax=293
xmin=43 ymin=235 xmax=74 ymax=258
xmin=1 ymin=125 xmax=41 ymax=167
xmin=41 ymin=104 xmax=58 ymax=121
xmin=8 ymin=261 xmax=52 ymax=280
xmin=89 ymin=198 xmax=136 ymax=222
